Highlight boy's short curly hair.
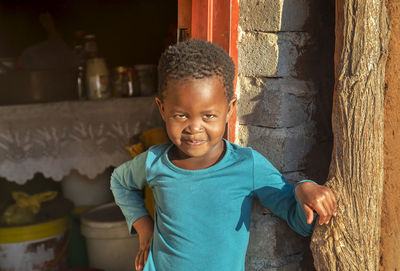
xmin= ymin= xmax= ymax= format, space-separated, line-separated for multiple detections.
xmin=157 ymin=39 xmax=235 ymax=101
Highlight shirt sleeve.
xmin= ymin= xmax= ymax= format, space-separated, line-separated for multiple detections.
xmin=251 ymin=150 xmax=315 ymax=237
xmin=110 ymin=151 xmax=150 ymax=234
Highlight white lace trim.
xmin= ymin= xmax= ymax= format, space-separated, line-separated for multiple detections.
xmin=0 ymin=97 xmax=161 ymax=184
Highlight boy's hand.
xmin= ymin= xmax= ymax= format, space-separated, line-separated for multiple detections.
xmin=133 ymin=215 xmax=154 ymax=271
xmin=294 ymin=181 xmax=337 ymax=225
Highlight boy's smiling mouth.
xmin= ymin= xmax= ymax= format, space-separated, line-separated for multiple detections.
xmin=181 ymin=138 xmax=206 ymax=146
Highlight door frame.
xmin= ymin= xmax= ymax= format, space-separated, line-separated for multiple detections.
xmin=178 ymin=0 xmax=239 ymax=142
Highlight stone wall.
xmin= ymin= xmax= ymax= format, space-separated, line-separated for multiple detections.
xmin=236 ymin=0 xmax=334 ymax=270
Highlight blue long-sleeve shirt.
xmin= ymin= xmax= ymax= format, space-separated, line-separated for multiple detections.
xmin=110 ymin=140 xmax=314 ymax=271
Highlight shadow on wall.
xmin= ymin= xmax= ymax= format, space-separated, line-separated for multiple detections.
xmin=238 ymin=0 xmax=334 ymax=184
xmin=284 ymin=1 xmax=335 ymax=271
xmin=289 ymin=0 xmax=335 ymax=185
xmin=239 ymin=0 xmax=335 ymax=270
xmin=238 ymin=76 xmax=317 ymax=175
xmin=239 ymin=0 xmax=334 ymax=182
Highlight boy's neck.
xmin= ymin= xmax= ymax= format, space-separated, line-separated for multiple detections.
xmin=168 ymin=141 xmax=226 ymax=170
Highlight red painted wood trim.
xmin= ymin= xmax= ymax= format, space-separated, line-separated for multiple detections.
xmin=191 ymin=0 xmax=208 ymax=40
xmin=228 ymin=0 xmax=239 ymax=142
xmin=208 ymin=0 xmax=213 ymax=41
xmin=211 ymin=0 xmax=230 ymax=52
xmin=178 ymin=0 xmax=192 ymax=40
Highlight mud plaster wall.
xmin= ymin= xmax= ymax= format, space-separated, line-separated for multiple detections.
xmin=236 ymin=0 xmax=334 ymax=270
xmin=380 ymin=1 xmax=400 ymax=270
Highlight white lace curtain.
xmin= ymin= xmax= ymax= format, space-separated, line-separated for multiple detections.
xmin=0 ymin=97 xmax=161 ymax=184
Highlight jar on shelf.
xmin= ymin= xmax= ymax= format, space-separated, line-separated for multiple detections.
xmin=134 ymin=64 xmax=157 ymax=96
xmin=113 ymin=66 xmax=140 ymax=97
xmin=86 ymin=58 xmax=111 ymax=100
xmin=113 ymin=66 xmax=126 ymax=97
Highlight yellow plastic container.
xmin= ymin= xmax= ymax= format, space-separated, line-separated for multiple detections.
xmin=0 ymin=216 xmax=70 ymax=271
xmin=139 ymin=126 xmax=169 ymax=148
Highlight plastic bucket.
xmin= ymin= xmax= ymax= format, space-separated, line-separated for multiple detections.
xmin=80 ymin=203 xmax=139 ymax=271
xmin=61 ymin=169 xmax=113 ymax=208
xmin=0 ymin=216 xmax=70 ymax=271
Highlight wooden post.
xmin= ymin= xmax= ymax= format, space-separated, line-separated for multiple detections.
xmin=310 ymin=0 xmax=389 ymax=270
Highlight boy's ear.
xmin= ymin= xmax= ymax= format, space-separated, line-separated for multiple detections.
xmin=155 ymin=97 xmax=166 ymax=121
xmin=226 ymin=96 xmax=237 ymax=122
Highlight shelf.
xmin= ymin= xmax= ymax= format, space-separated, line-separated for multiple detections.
xmin=0 ymin=97 xmax=162 ymax=184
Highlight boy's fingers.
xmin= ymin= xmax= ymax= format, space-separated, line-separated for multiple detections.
xmin=325 ymin=191 xmax=335 ymax=211
xmin=302 ymin=204 xmax=314 ymax=224
xmin=324 ymin=191 xmax=337 ymax=220
xmin=314 ymin=202 xmax=327 ymax=217
xmin=136 ymin=250 xmax=145 ymax=271
xmin=135 ymin=251 xmax=139 ymax=270
xmin=144 ymin=248 xmax=149 ymax=267
xmin=324 ymin=188 xmax=337 ymax=216
xmin=135 ymin=247 xmax=150 ymax=271
xmin=305 ymin=186 xmax=337 ymax=225
xmin=312 ymin=201 xmax=329 ymax=225
xmin=321 ymin=199 xmax=336 ymax=224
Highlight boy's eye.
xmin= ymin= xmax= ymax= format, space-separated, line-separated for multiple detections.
xmin=174 ymin=114 xmax=187 ymax=120
xmin=203 ymin=114 xmax=217 ymax=120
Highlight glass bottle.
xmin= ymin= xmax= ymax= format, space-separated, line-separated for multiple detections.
xmin=76 ymin=65 xmax=85 ymax=99
xmin=73 ymin=31 xmax=87 ymax=99
xmin=83 ymin=34 xmax=98 ymax=58
xmin=83 ymin=34 xmax=111 ymax=100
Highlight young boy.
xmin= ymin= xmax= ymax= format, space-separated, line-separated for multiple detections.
xmin=111 ymin=39 xmax=337 ymax=271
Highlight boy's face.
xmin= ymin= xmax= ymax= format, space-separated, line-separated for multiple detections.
xmin=155 ymin=76 xmax=236 ymax=168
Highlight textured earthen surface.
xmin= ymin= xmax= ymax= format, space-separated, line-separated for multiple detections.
xmin=380 ymin=1 xmax=400 ymax=270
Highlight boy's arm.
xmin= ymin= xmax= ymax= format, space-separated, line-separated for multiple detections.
xmin=110 ymin=153 xmax=150 ymax=234
xmin=252 ymin=151 xmax=336 ymax=236
xmin=111 ymin=153 xmax=154 ymax=271
xmin=133 ymin=216 xmax=154 ymax=271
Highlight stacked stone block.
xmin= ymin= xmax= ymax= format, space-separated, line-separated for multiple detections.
xmin=237 ymin=0 xmax=318 ymax=270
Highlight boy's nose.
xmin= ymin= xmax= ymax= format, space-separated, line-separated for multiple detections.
xmin=185 ymin=119 xmax=204 ymax=133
